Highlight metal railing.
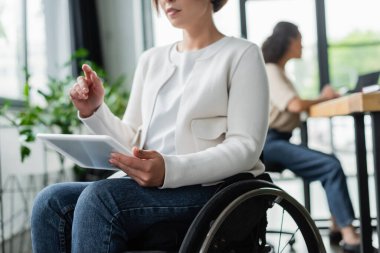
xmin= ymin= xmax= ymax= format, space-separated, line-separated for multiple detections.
xmin=0 ymin=169 xmax=70 ymax=253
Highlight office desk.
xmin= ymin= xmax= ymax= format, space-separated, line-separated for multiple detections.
xmin=310 ymin=92 xmax=380 ymax=253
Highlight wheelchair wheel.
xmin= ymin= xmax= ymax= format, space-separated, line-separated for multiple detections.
xmin=179 ymin=179 xmax=326 ymax=253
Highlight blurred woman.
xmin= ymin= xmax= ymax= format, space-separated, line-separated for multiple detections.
xmin=262 ymin=21 xmax=361 ymax=252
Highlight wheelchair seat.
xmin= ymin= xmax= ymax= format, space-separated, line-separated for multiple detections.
xmin=264 ymin=161 xmax=312 ymax=212
xmin=125 ymin=173 xmax=326 ymax=253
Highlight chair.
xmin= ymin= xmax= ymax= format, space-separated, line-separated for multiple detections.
xmin=264 ymin=121 xmax=339 ymax=233
xmin=124 ymin=173 xmax=326 ymax=253
xmin=264 ymin=161 xmax=311 ymax=212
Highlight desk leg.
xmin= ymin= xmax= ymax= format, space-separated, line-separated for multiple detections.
xmin=353 ymin=114 xmax=373 ymax=253
xmin=0 ymin=186 xmax=3 ymax=253
xmin=371 ymin=112 xmax=380 ymax=252
xmin=300 ymin=120 xmax=311 ymax=212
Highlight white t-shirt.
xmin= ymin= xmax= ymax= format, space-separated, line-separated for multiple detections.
xmin=265 ymin=63 xmax=300 ymax=132
xmin=145 ymin=37 xmax=228 ymax=154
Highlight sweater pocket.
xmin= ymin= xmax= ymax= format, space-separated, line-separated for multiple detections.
xmin=191 ymin=116 xmax=227 ymax=141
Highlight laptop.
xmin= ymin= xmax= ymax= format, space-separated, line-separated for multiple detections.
xmin=347 ymin=71 xmax=380 ymax=93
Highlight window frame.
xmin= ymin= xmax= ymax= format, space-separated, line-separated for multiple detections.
xmin=239 ymin=0 xmax=330 ymax=91
xmin=240 ymin=0 xmax=380 ymax=92
xmin=0 ymin=0 xmax=28 ymax=106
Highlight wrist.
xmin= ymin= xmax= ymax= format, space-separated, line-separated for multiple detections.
xmin=79 ymin=103 xmax=102 ymax=118
xmin=79 ymin=110 xmax=94 ymax=118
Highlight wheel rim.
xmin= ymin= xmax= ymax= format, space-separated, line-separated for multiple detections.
xmin=199 ymin=187 xmax=326 ymax=253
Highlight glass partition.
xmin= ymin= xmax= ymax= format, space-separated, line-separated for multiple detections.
xmin=245 ymin=0 xmax=320 ymax=99
xmin=326 ymin=0 xmax=380 ymax=92
xmin=0 ymin=0 xmax=24 ymax=100
xmin=27 ymin=0 xmax=47 ymax=98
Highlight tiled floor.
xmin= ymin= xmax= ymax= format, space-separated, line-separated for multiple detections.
xmin=3 ymin=172 xmax=378 ymax=253
xmin=265 ymin=228 xmax=378 ymax=252
xmin=2 ymin=227 xmax=378 ymax=252
xmin=268 ymin=175 xmax=379 ymax=253
xmin=320 ymin=230 xmax=377 ymax=253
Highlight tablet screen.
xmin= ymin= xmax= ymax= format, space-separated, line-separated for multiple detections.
xmin=37 ymin=134 xmax=132 ymax=170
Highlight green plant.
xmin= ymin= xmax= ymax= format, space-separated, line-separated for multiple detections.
xmin=0 ymin=49 xmax=129 ymax=165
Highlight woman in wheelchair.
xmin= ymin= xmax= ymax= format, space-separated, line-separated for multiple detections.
xmin=31 ymin=0 xmax=271 ymax=252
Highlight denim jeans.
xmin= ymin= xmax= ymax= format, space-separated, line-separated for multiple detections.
xmin=31 ymin=177 xmax=219 ymax=253
xmin=263 ymin=129 xmax=355 ymax=228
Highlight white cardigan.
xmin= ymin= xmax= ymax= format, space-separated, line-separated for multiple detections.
xmin=80 ymin=37 xmax=269 ymax=188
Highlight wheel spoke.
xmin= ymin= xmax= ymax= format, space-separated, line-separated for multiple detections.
xmin=277 ymin=208 xmax=285 ymax=253
xmin=280 ymin=227 xmax=300 ymax=253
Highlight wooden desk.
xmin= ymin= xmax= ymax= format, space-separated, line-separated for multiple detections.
xmin=310 ymin=92 xmax=380 ymax=253
xmin=310 ymin=92 xmax=380 ymax=117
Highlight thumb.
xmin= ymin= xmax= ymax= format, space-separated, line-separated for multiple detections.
xmin=133 ymin=147 xmax=158 ymax=159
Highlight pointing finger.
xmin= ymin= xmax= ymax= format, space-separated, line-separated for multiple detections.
xmin=82 ymin=64 xmax=93 ymax=81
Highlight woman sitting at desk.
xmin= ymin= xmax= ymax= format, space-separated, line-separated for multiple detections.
xmin=262 ymin=21 xmax=361 ymax=252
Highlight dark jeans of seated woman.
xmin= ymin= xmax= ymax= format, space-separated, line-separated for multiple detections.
xmin=263 ymin=129 xmax=357 ymax=248
xmin=31 ymin=178 xmax=219 ymax=253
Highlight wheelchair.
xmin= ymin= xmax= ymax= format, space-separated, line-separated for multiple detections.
xmin=125 ymin=173 xmax=326 ymax=253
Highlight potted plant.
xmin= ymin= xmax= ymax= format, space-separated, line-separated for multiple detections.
xmin=0 ymin=49 xmax=129 ymax=181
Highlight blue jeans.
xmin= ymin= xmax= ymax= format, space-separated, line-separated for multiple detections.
xmin=31 ymin=177 xmax=219 ymax=253
xmin=263 ymin=129 xmax=355 ymax=227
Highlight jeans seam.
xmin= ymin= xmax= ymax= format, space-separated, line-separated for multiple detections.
xmin=58 ymin=204 xmax=76 ymax=253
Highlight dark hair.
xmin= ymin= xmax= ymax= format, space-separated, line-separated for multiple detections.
xmin=261 ymin=22 xmax=300 ymax=64
xmin=152 ymin=0 xmax=228 ymax=13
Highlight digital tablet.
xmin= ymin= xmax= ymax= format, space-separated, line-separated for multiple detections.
xmin=37 ymin=133 xmax=132 ymax=170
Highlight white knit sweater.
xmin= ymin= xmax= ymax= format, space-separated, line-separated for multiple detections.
xmin=80 ymin=37 xmax=269 ymax=188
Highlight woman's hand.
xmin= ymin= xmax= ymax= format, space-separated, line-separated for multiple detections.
xmin=109 ymin=147 xmax=166 ymax=187
xmin=69 ymin=64 xmax=105 ymax=118
xmin=319 ymin=85 xmax=340 ymax=100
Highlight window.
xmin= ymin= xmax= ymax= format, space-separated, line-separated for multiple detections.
xmin=152 ymin=1 xmax=240 ymax=47
xmin=245 ymin=0 xmax=319 ymax=99
xmin=27 ymin=0 xmax=48 ymax=100
xmin=213 ymin=1 xmax=241 ymax=38
xmin=0 ymin=0 xmax=25 ymax=100
xmin=0 ymin=0 xmax=71 ymax=105
xmin=326 ymin=0 xmax=380 ymax=92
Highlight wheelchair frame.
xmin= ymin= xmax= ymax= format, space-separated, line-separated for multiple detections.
xmin=126 ymin=174 xmax=326 ymax=253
